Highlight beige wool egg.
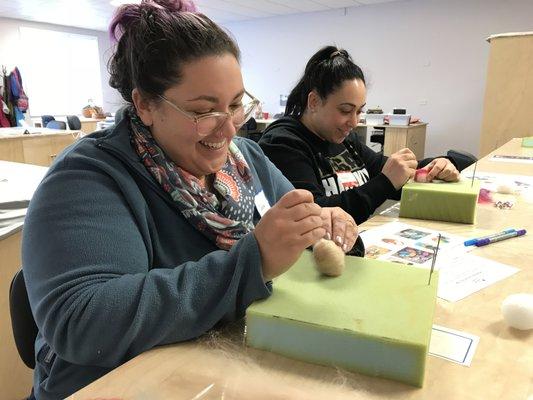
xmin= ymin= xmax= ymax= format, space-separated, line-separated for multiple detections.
xmin=312 ymin=238 xmax=345 ymax=277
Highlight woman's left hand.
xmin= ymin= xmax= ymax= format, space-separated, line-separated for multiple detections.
xmin=424 ymin=158 xmax=460 ymax=182
xmin=320 ymin=207 xmax=358 ymax=253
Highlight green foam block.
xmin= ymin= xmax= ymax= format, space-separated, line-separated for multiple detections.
xmin=246 ymin=251 xmax=438 ymax=387
xmin=522 ymin=137 xmax=533 ymax=148
xmin=399 ymin=179 xmax=480 ymax=224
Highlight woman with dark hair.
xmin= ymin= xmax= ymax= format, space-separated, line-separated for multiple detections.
xmin=259 ymin=46 xmax=459 ymax=225
xmin=21 ymin=5 xmax=357 ymax=399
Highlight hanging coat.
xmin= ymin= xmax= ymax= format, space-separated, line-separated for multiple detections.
xmin=9 ymin=67 xmax=29 ymax=126
xmin=0 ymin=94 xmax=11 ymax=127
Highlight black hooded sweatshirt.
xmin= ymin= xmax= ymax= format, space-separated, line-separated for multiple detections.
xmin=259 ymin=116 xmax=436 ymax=225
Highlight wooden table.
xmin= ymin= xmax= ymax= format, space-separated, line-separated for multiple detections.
xmin=0 ymin=128 xmax=81 ymax=167
xmin=69 ymin=138 xmax=532 ymax=400
xmin=0 ymin=161 xmax=49 ymax=399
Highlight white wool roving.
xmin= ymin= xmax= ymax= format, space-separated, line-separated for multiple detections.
xmin=495 ymin=180 xmax=517 ymax=194
xmin=501 ymin=293 xmax=533 ymax=330
xmin=312 ymin=238 xmax=345 ymax=277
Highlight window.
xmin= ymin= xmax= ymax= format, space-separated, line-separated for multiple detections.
xmin=19 ymin=27 xmax=103 ymax=117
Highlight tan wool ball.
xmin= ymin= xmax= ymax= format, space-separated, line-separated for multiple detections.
xmin=312 ymin=238 xmax=345 ymax=277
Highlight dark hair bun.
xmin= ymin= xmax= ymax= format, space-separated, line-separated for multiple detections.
xmin=285 ymin=45 xmax=365 ymax=118
xmin=109 ymin=0 xmax=197 ymax=43
xmin=148 ymin=0 xmax=197 ymax=13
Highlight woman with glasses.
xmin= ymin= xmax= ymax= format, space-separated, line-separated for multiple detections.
xmin=21 ymin=2 xmax=358 ymax=399
xmin=259 ymin=46 xmax=460 ymax=226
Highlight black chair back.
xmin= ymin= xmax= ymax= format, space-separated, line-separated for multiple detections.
xmin=241 ymin=118 xmax=262 ymax=142
xmin=9 ymin=270 xmax=38 ymax=369
xmin=66 ymin=115 xmax=81 ymax=130
xmin=46 ymin=120 xmax=67 ymax=130
xmin=41 ymin=115 xmax=55 ymax=128
xmin=446 ymin=149 xmax=478 ymax=171
xmin=244 ymin=117 xmax=258 ymax=132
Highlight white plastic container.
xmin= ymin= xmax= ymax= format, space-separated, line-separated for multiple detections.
xmin=365 ymin=113 xmax=385 ymax=126
xmin=388 ymin=114 xmax=411 ymax=126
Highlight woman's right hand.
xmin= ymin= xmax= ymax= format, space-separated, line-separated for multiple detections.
xmin=254 ymin=189 xmax=325 ymax=281
xmin=381 ymin=148 xmax=418 ymax=190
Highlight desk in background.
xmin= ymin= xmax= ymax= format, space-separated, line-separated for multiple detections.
xmin=0 ymin=128 xmax=80 ymax=166
xmin=355 ymin=122 xmax=427 ymax=159
xmin=240 ymin=118 xmax=427 ymax=159
xmin=32 ymin=116 xmax=104 ymax=134
xmin=237 ymin=118 xmax=275 ymax=140
xmin=79 ymin=117 xmax=105 ymax=134
xmin=70 ymin=138 xmax=532 ymax=400
xmin=254 ymin=118 xmax=276 ymax=131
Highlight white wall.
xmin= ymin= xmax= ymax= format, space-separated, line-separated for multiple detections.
xmin=0 ymin=17 xmax=123 ymax=115
xmin=224 ymin=0 xmax=533 ymax=157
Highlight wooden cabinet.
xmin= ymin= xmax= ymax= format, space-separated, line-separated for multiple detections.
xmin=479 ymin=32 xmax=533 ymax=157
xmin=0 ymin=132 xmax=77 ymax=166
xmin=22 ymin=136 xmax=56 ymax=166
xmin=355 ymin=123 xmax=427 ymax=159
xmin=50 ymin=135 xmax=78 ymax=162
xmin=382 ymin=123 xmax=427 ymax=159
xmin=80 ymin=118 xmax=105 ymax=134
xmin=0 ymin=139 xmax=25 ymax=163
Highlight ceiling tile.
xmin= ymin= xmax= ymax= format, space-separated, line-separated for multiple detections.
xmin=221 ymin=0 xmax=297 ymax=15
xmin=197 ymin=6 xmax=254 ymax=23
xmin=197 ymin=0 xmax=275 ymax=18
xmin=311 ymin=0 xmax=361 ymax=7
xmin=0 ymin=0 xmax=406 ymax=31
xmin=266 ymin=0 xmax=329 ymax=12
xmin=356 ymin=0 xmax=400 ymax=4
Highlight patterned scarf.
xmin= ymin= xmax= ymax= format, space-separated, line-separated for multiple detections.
xmin=128 ymin=107 xmax=255 ymax=250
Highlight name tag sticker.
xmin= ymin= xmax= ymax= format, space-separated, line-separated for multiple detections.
xmin=254 ymin=190 xmax=271 ymax=217
xmin=337 ymin=171 xmax=359 ymax=189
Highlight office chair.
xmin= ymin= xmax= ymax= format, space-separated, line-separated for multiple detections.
xmin=446 ymin=149 xmax=478 ymax=171
xmin=241 ymin=117 xmax=262 ymax=142
xmin=46 ymin=120 xmax=67 ymax=130
xmin=66 ymin=115 xmax=81 ymax=130
xmin=370 ymin=127 xmax=385 ymax=152
xmin=41 ymin=115 xmax=55 ymax=129
xmin=9 ymin=269 xmax=38 ymax=369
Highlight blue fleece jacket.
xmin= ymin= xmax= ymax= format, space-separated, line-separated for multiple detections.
xmin=22 ymin=107 xmax=293 ymax=400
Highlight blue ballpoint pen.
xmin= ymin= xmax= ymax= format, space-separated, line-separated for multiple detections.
xmin=475 ymin=229 xmax=526 ymax=247
xmin=464 ymin=228 xmax=516 ymax=246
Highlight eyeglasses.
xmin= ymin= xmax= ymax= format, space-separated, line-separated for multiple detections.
xmin=158 ymin=90 xmax=260 ymax=137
